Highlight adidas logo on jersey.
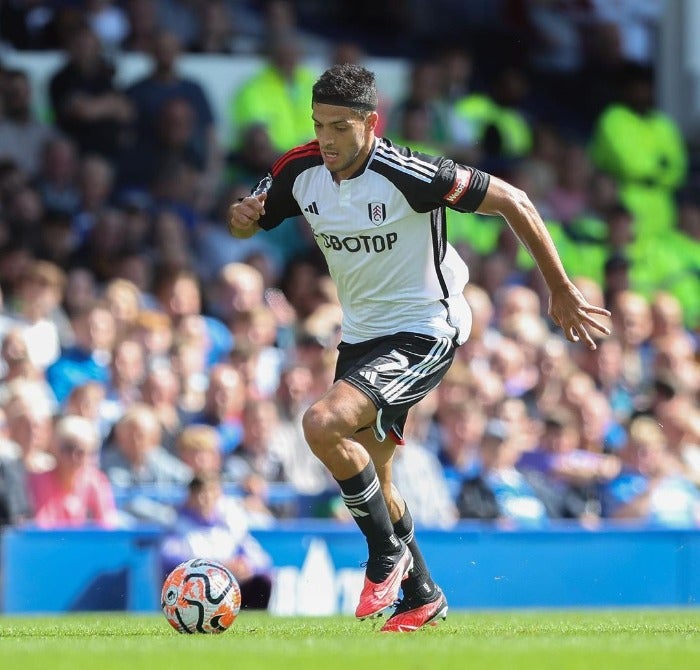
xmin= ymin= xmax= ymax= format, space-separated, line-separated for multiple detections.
xmin=304 ymin=201 xmax=319 ymax=215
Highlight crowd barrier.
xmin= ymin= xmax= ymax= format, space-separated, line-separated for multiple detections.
xmin=2 ymin=522 xmax=700 ymax=614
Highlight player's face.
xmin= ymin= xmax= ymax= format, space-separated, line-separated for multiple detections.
xmin=312 ymin=103 xmax=378 ymax=182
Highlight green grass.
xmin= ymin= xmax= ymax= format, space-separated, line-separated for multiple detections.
xmin=1 ymin=610 xmax=699 ymax=670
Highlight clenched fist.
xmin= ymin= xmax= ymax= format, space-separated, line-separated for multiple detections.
xmin=228 ymin=192 xmax=266 ymax=239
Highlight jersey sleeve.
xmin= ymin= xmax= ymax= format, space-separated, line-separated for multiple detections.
xmin=253 ymin=141 xmax=322 ymax=231
xmin=371 ymin=140 xmax=490 ymax=213
xmin=421 ymin=153 xmax=490 ymax=213
xmin=251 ymin=171 xmax=302 ymax=231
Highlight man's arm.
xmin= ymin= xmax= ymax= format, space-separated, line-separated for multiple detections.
xmin=476 ymin=175 xmax=611 ymax=349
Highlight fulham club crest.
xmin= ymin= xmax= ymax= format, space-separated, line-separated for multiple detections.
xmin=368 ymin=202 xmax=386 ymax=225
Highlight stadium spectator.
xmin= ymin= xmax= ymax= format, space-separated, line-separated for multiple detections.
xmin=0 ymin=69 xmax=53 ymax=177
xmin=150 ymin=208 xmax=193 ymax=272
xmin=290 ymin=322 xmax=338 ymax=403
xmin=153 ymin=267 xmax=232 ymax=368
xmin=228 ymin=306 xmax=284 ymax=399
xmin=452 ymin=64 xmax=533 ymax=161
xmin=226 ymin=122 xmax=280 ymax=189
xmin=434 ymin=399 xmax=485 ymax=500
xmin=665 ymin=198 xmax=700 ymax=328
xmin=3 ymin=202 xmax=44 ymax=276
xmin=0 ymin=0 xmax=696 ymax=563
xmin=28 ymin=414 xmax=117 ymax=529
xmin=175 ymin=423 xmax=222 ymax=477
xmin=531 ymin=335 xmax=577 ymax=418
xmin=140 ymin=362 xmax=190 ymax=452
xmin=102 ymin=278 xmax=142 ymax=340
xmin=228 ymin=33 xmax=316 ymax=153
xmin=490 ymin=335 xmax=540 ymax=402
xmin=97 ymin=336 xmax=145 ymax=435
xmin=391 ymin=406 xmax=457 ymax=529
xmin=602 ymin=416 xmax=700 ymax=527
xmin=46 ymin=300 xmax=116 ymax=404
xmin=3 ymin=379 xmax=56 ymax=474
xmin=590 ymin=62 xmax=687 ymax=240
xmin=0 ymin=407 xmax=32 ymax=526
xmin=168 ymin=328 xmax=207 ymax=415
xmin=61 ymin=267 xmax=99 ymax=319
xmin=48 ymin=24 xmax=134 ymax=160
xmin=189 ymin=0 xmax=241 ymax=55
xmin=457 ymin=418 xmax=548 ymax=527
xmin=33 ymin=136 xmax=80 ymax=218
xmin=0 ymin=327 xmax=53 ymax=396
xmin=190 ymin=362 xmax=246 ymax=455
xmin=517 ymin=408 xmax=620 ymax=520
xmin=100 ymin=402 xmax=191 ymax=489
xmin=272 ymin=362 xmax=332 ymax=496
xmin=8 ymin=260 xmax=67 ymax=371
xmin=126 ymin=29 xmax=220 ymax=208
xmin=176 ymin=421 xmax=276 ymax=524
xmin=72 ymin=153 xmax=116 ymax=242
xmin=207 ymin=261 xmax=265 ymax=326
xmin=119 ymin=96 xmax=203 ymax=194
xmin=387 ymin=59 xmax=460 ymax=155
xmin=609 ymin=290 xmax=655 ymax=396
xmin=64 ymin=381 xmax=107 ymax=443
xmin=160 ymin=472 xmax=274 ymax=609
xmin=121 ymin=0 xmax=159 ymax=52
xmin=223 ymin=399 xmax=289 ymax=487
xmin=546 ymin=141 xmax=593 ymax=224
xmin=578 ymin=390 xmax=627 ymax=454
xmin=457 ymin=284 xmax=500 ymax=371
xmin=70 ymin=207 xmax=130 ymax=283
xmin=132 ymin=309 xmax=173 ymax=367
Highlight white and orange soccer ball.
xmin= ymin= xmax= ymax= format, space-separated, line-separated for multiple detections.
xmin=161 ymin=558 xmax=242 ymax=634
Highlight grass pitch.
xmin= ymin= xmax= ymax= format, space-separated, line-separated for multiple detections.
xmin=1 ymin=610 xmax=699 ymax=670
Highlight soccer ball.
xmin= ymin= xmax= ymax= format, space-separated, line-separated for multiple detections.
xmin=161 ymin=558 xmax=242 ymax=634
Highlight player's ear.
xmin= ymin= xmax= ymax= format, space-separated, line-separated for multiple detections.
xmin=366 ymin=111 xmax=379 ymax=132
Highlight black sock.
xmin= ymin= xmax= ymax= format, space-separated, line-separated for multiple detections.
xmin=393 ymin=505 xmax=437 ymax=601
xmin=336 ymin=461 xmax=401 ymax=557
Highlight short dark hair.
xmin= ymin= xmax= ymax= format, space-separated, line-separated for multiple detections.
xmin=312 ymin=64 xmax=378 ymax=113
xmin=188 ymin=471 xmax=220 ymax=493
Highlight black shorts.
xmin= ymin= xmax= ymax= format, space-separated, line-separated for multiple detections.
xmin=334 ymin=331 xmax=456 ymax=444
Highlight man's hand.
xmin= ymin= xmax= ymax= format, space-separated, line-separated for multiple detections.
xmin=548 ymin=282 xmax=611 ymax=350
xmin=227 ymin=192 xmax=266 ymax=238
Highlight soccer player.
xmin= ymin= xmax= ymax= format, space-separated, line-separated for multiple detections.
xmin=228 ymin=64 xmax=611 ymax=632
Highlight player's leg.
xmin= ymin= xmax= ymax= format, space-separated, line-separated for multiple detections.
xmin=302 ymin=380 xmax=412 ymax=619
xmin=304 ymin=333 xmax=455 ymax=620
xmin=356 ymin=428 xmax=448 ymax=632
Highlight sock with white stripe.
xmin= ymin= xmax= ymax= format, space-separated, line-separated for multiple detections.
xmin=393 ymin=506 xmax=437 ymax=601
xmin=336 ymin=461 xmax=401 ymax=558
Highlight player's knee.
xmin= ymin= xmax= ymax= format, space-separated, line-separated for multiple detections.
xmin=302 ymin=404 xmax=340 ymax=455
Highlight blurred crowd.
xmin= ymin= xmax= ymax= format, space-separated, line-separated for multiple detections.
xmin=0 ymin=0 xmax=698 ymax=560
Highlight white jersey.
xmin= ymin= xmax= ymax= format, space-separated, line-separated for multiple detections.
xmin=255 ymin=137 xmax=490 ymax=344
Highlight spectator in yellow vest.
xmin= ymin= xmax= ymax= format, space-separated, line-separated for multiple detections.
xmin=452 ymin=65 xmax=533 ymax=160
xmin=229 ymin=34 xmax=317 ymax=153
xmin=590 ymin=63 xmax=688 ymax=238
